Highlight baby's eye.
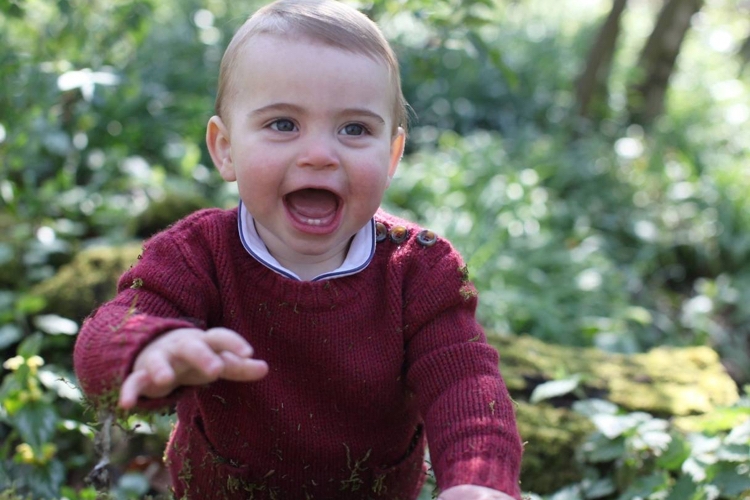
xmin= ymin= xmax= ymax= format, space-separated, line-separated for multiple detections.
xmin=340 ymin=123 xmax=367 ymax=136
xmin=270 ymin=119 xmax=297 ymax=132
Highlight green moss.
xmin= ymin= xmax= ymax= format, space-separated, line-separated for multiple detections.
xmin=673 ymin=406 xmax=750 ymax=434
xmin=131 ymin=191 xmax=210 ymax=239
xmin=488 ymin=334 xmax=739 ymax=416
xmin=516 ymin=401 xmax=593 ymax=494
xmin=31 ymin=245 xmax=141 ymax=321
xmin=340 ymin=445 xmax=371 ymax=492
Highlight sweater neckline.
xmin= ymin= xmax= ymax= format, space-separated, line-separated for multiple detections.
xmin=237 ymin=201 xmax=375 ymax=282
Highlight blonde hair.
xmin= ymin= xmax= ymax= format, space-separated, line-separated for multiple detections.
xmin=215 ymin=0 xmax=408 ymax=134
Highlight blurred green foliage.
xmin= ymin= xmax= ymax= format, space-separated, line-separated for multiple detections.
xmin=1 ymin=0 xmax=749 ymax=498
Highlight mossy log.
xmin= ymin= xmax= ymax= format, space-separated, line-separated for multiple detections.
xmin=486 ymin=334 xmax=740 ymax=492
xmin=489 ymin=334 xmax=739 ymax=416
xmin=513 ymin=401 xmax=593 ymax=493
xmin=130 ymin=191 xmax=211 ymax=239
xmin=30 ymin=192 xmax=210 ymax=321
xmin=32 ymin=244 xmax=142 ymax=322
xmin=33 ymin=247 xmax=741 ymax=494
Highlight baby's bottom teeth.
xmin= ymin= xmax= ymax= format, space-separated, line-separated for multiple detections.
xmin=306 ymin=218 xmax=322 ymax=226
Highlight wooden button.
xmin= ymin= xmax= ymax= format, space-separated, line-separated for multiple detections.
xmin=375 ymin=222 xmax=388 ymax=243
xmin=416 ymin=229 xmax=437 ymax=247
xmin=389 ymin=225 xmax=409 ymax=244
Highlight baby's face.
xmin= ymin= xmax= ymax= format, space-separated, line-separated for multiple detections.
xmin=209 ymin=34 xmax=404 ymax=272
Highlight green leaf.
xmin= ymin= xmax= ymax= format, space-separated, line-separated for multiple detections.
xmin=9 ymin=400 xmax=57 ymax=451
xmin=715 ymin=443 xmax=750 ymax=462
xmin=0 ymin=291 xmax=15 ymax=314
xmin=676 ymin=407 xmax=750 ymax=433
xmin=61 ymin=486 xmax=100 ymax=500
xmin=0 ymin=243 xmax=14 ymax=265
xmin=0 ymin=459 xmax=11 ymax=489
xmin=16 ymin=332 xmax=43 ymax=357
xmin=0 ymin=323 xmax=22 ymax=349
xmin=572 ymin=398 xmax=619 ymax=418
xmin=582 ymin=478 xmax=616 ymax=499
xmin=0 ymin=0 xmax=24 ymax=18
xmin=664 ymin=475 xmax=699 ymax=500
xmin=15 ymin=294 xmax=46 ymax=315
xmin=725 ymin=418 xmax=750 ymax=446
xmin=580 ymin=432 xmax=627 ymax=463
xmin=592 ymin=412 xmax=651 ymax=440
xmin=548 ymin=485 xmax=583 ymax=500
xmin=18 ymin=460 xmax=66 ymax=500
xmin=682 ymin=457 xmax=710 ymax=482
xmin=625 ymin=306 xmax=653 ymax=325
xmin=616 ymin=472 xmax=669 ymax=500
xmin=631 ymin=417 xmax=671 ymax=452
xmin=530 ymin=375 xmax=581 ymax=403
xmin=707 ymin=462 xmax=750 ymax=496
xmin=1 ymin=390 xmax=26 ymax=415
xmin=656 ymin=433 xmax=691 ymax=471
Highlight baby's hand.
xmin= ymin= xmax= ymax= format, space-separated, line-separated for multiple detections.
xmin=118 ymin=327 xmax=268 ymax=408
xmin=438 ymin=485 xmax=517 ymax=500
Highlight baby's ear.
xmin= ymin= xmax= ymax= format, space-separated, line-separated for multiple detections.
xmin=206 ymin=116 xmax=236 ymax=181
xmin=387 ymin=127 xmax=406 ymax=185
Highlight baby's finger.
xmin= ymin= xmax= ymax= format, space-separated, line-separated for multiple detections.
xmin=141 ymin=351 xmax=177 ymax=386
xmin=219 ymin=351 xmax=269 ymax=381
xmin=203 ymin=327 xmax=254 ymax=358
xmin=174 ymin=338 xmax=224 ymax=379
xmin=119 ymin=370 xmax=151 ymax=409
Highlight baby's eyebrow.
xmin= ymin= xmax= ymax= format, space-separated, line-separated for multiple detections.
xmin=249 ymin=103 xmax=385 ymax=124
xmin=249 ymin=102 xmax=305 ymax=117
xmin=338 ymin=108 xmax=386 ymax=124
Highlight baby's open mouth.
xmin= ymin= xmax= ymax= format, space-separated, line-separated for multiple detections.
xmin=284 ymin=188 xmax=341 ymax=227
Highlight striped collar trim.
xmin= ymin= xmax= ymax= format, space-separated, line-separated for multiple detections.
xmin=237 ymin=201 xmax=375 ymax=282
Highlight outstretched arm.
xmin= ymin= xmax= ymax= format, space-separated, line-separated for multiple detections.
xmin=119 ymin=327 xmax=268 ymax=408
xmin=74 ymin=209 xmax=262 ymax=411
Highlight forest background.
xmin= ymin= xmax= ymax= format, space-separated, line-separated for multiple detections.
xmin=1 ymin=0 xmax=749 ymax=498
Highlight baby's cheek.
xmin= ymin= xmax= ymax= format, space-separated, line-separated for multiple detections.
xmin=356 ymin=162 xmax=391 ymax=189
xmin=352 ymin=180 xmax=388 ymax=213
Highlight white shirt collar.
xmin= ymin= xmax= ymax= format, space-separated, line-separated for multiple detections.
xmin=237 ymin=201 xmax=375 ymax=282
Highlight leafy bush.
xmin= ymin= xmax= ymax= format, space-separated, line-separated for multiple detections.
xmin=523 ymin=394 xmax=750 ymax=500
xmin=385 ymin=125 xmax=750 ymax=381
xmin=0 ymin=333 xmax=89 ymax=499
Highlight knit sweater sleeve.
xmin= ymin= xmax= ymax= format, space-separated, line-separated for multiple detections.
xmin=73 ymin=210 xmax=224 ymax=412
xmin=402 ymin=241 xmax=523 ymax=499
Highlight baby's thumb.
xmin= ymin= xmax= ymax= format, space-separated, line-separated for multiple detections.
xmin=119 ymin=369 xmax=151 ymax=409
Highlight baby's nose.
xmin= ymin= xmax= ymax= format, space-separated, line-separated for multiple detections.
xmin=296 ymin=134 xmax=340 ymax=170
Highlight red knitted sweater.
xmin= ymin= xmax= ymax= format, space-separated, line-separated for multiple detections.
xmin=74 ymin=208 xmax=523 ymax=500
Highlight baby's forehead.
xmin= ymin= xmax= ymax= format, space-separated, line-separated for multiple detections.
xmin=228 ymin=33 xmax=394 ymax=93
xmin=226 ymin=33 xmax=392 ymax=93
xmin=240 ymin=31 xmax=386 ymax=66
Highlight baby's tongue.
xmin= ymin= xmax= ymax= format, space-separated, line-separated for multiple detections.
xmin=286 ymin=188 xmax=338 ymax=220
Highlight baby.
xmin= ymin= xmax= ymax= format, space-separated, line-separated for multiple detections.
xmin=73 ymin=1 xmax=523 ymax=498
